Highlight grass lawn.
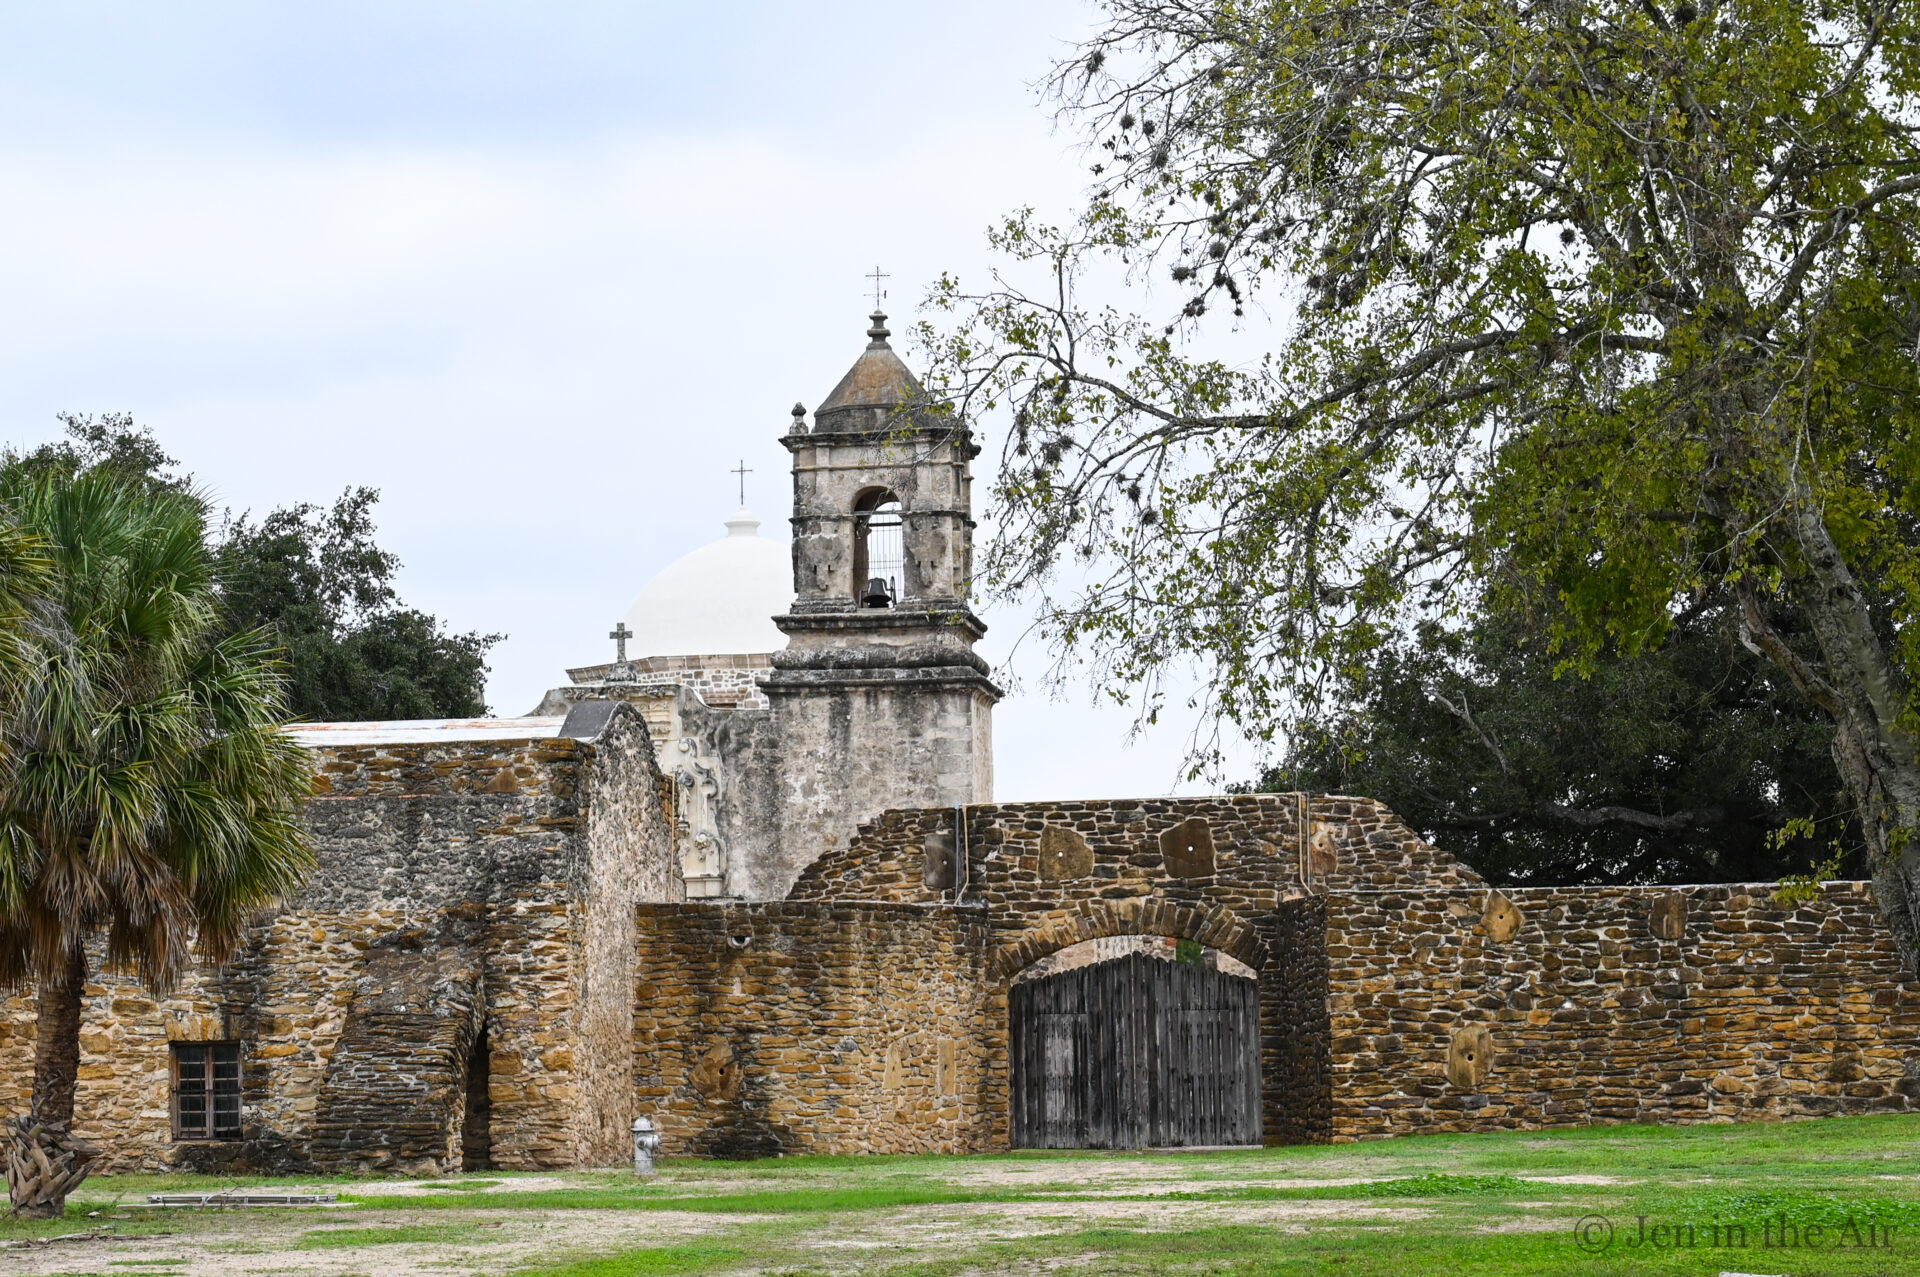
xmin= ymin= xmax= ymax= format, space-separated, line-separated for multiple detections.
xmin=6 ymin=1114 xmax=1920 ymax=1275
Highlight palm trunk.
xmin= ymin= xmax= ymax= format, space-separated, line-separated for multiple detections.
xmin=6 ymin=948 xmax=98 ymax=1219
xmin=31 ymin=947 xmax=87 ymax=1128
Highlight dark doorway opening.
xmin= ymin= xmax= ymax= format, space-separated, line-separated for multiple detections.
xmin=461 ymin=1024 xmax=492 ymax=1171
xmin=1010 ymin=949 xmax=1260 ymax=1148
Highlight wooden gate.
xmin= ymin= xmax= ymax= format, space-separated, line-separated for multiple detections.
xmin=1009 ymin=952 xmax=1261 ymax=1148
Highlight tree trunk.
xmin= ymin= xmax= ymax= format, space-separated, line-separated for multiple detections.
xmin=6 ymin=948 xmax=98 ymax=1219
xmin=1780 ymin=495 xmax=1920 ymax=972
xmin=31 ymin=947 xmax=87 ymax=1128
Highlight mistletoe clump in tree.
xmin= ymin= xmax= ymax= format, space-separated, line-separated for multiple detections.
xmin=930 ymin=1 xmax=1920 ymax=954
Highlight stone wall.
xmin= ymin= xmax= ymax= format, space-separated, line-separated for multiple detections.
xmin=555 ymin=654 xmax=774 ymax=712
xmin=1323 ymin=882 xmax=1920 ymax=1140
xmin=752 ymin=679 xmax=998 ymax=900
xmin=574 ymin=709 xmax=680 ymax=1163
xmin=633 ymin=901 xmax=994 ymax=1157
xmin=0 ymin=910 xmax=460 ymax=1174
xmin=774 ymin=794 xmax=1470 ymax=1148
xmin=0 ymin=704 xmax=677 ymax=1173
xmin=1268 ymin=895 xmax=1333 ymax=1145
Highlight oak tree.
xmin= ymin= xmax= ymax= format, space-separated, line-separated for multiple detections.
xmin=930 ymin=0 xmax=1920 ymax=957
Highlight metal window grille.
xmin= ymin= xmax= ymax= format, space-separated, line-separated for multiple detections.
xmin=172 ymin=1042 xmax=242 ymax=1141
xmin=861 ymin=500 xmax=904 ymax=606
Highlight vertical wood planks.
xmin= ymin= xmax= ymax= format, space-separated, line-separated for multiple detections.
xmin=1010 ymin=953 xmax=1260 ymax=1148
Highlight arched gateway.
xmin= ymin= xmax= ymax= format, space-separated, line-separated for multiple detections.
xmin=1010 ymin=940 xmax=1261 ymax=1148
xmin=627 ymin=794 xmax=1488 ymax=1156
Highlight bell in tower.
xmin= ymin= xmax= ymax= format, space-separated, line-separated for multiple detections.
xmin=754 ymin=305 xmax=1001 ymax=894
xmin=786 ymin=308 xmax=977 ymax=613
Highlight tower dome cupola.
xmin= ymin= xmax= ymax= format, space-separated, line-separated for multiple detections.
xmin=810 ymin=310 xmax=927 ymax=433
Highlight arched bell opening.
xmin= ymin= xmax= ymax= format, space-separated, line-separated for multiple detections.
xmin=851 ymin=487 xmax=904 ymax=608
xmin=1008 ymin=935 xmax=1261 ymax=1149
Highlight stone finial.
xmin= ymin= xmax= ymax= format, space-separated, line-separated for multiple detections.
xmin=1447 ymin=1025 xmax=1494 ymax=1087
xmin=1481 ymin=890 xmax=1523 ymax=942
xmin=790 ymin=402 xmax=808 ymax=434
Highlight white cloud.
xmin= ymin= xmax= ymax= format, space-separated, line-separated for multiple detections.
xmin=0 ymin=3 xmax=1263 ymax=803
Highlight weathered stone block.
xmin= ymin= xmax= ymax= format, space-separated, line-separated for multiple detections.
xmin=689 ymin=1040 xmax=742 ymax=1101
xmin=1038 ymin=825 xmax=1093 ymax=881
xmin=1481 ymin=892 xmax=1522 ymax=943
xmin=1159 ymin=817 xmax=1216 ymax=878
xmin=1649 ymin=893 xmax=1688 ymax=941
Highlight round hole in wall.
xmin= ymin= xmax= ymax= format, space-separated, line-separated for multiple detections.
xmin=727 ymin=934 xmax=750 ymax=949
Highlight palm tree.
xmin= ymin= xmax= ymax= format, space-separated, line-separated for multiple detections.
xmin=0 ymin=469 xmax=313 ymax=1219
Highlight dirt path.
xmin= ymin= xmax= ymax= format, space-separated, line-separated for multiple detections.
xmin=3 ymin=1188 xmax=1431 ymax=1276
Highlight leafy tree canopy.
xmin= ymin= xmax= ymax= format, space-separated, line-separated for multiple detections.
xmin=7 ymin=415 xmax=499 ymax=722
xmin=929 ymin=0 xmax=1920 ymax=955
xmin=1263 ymin=591 xmax=1853 ymax=885
xmin=218 ymin=493 xmax=500 ymax=722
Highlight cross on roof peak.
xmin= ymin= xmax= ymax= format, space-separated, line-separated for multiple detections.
xmin=866 ymin=265 xmax=889 ymax=311
xmin=608 ymin=621 xmax=633 ymax=665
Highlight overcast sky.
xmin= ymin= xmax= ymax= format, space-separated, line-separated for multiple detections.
xmin=0 ymin=1 xmax=1255 ymax=800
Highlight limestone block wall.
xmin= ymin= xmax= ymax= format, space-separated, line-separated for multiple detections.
xmin=554 ymin=655 xmax=774 ymax=712
xmin=574 ymin=710 xmax=682 ymax=1164
xmin=0 ymin=709 xmax=676 ymax=1173
xmin=633 ymin=901 xmax=994 ymax=1157
xmin=783 ymin=794 xmax=1471 ymax=1148
xmin=305 ymin=924 xmax=485 ymax=1174
xmin=1324 ymin=883 xmax=1920 ymax=1140
xmin=751 ymin=677 xmax=998 ymax=899
xmin=1268 ymin=895 xmax=1333 ymax=1144
xmin=0 ymin=910 xmax=452 ymax=1173
xmin=792 ymin=794 xmax=1479 ymax=919
xmin=289 ymin=735 xmax=606 ymax=1172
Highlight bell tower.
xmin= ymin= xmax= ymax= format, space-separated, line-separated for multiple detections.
xmin=756 ymin=307 xmax=1001 ymax=894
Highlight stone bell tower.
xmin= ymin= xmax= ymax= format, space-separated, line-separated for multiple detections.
xmin=758 ymin=307 xmax=1001 ymax=894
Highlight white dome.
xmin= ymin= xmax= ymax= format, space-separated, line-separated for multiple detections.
xmin=621 ymin=509 xmax=791 ymax=658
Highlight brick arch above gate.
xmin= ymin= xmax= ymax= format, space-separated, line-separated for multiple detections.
xmin=988 ymin=898 xmax=1268 ymax=982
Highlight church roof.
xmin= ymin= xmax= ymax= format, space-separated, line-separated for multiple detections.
xmin=284 ymin=717 xmax=567 ymax=745
xmin=814 ymin=310 xmax=925 ymax=415
xmin=619 ymin=508 xmax=790 ymax=658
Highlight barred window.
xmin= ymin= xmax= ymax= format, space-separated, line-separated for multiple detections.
xmin=171 ymin=1042 xmax=242 ymax=1141
xmin=853 ymin=489 xmax=903 ymax=608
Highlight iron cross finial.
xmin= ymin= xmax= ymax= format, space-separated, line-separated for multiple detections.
xmin=732 ymin=459 xmax=753 ymax=505
xmin=866 ymin=265 xmax=890 ymax=310
xmin=608 ymin=621 xmax=632 ymax=664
